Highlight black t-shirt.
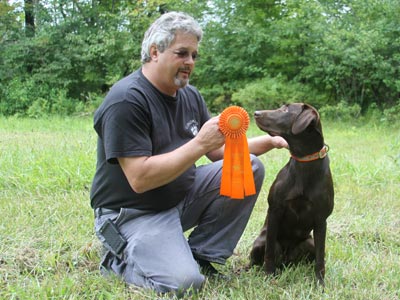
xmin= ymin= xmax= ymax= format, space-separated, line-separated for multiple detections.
xmin=90 ymin=69 xmax=210 ymax=211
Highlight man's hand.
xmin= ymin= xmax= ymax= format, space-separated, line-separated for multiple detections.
xmin=270 ymin=136 xmax=288 ymax=149
xmin=194 ymin=116 xmax=225 ymax=153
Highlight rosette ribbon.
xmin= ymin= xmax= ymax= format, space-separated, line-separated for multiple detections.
xmin=219 ymin=106 xmax=256 ymax=199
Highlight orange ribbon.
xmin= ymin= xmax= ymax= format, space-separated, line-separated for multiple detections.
xmin=219 ymin=106 xmax=256 ymax=199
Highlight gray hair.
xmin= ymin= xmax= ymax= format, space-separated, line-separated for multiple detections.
xmin=141 ymin=12 xmax=203 ymax=64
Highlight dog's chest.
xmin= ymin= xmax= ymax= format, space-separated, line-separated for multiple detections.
xmin=281 ymin=197 xmax=316 ymax=231
xmin=286 ymin=197 xmax=313 ymax=217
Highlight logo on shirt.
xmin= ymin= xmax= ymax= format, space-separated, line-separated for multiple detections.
xmin=186 ymin=120 xmax=199 ymax=136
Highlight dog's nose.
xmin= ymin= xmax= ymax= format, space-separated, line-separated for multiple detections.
xmin=254 ymin=111 xmax=261 ymax=117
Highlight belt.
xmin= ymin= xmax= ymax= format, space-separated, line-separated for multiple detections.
xmin=94 ymin=207 xmax=120 ymax=218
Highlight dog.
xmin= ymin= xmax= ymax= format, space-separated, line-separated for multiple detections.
xmin=249 ymin=103 xmax=334 ymax=285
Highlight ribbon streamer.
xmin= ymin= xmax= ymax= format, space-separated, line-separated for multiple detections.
xmin=219 ymin=106 xmax=256 ymax=199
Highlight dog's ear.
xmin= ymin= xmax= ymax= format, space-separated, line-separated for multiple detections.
xmin=292 ymin=104 xmax=320 ymax=135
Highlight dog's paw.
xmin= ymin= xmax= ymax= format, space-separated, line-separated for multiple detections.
xmin=249 ymin=247 xmax=265 ymax=266
xmin=264 ymin=260 xmax=276 ymax=276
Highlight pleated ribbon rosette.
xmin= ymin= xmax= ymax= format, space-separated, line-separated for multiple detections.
xmin=219 ymin=106 xmax=256 ymax=199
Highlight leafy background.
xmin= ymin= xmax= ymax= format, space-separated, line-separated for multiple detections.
xmin=1 ymin=1 xmax=399 ymax=299
xmin=1 ymin=0 xmax=399 ymax=118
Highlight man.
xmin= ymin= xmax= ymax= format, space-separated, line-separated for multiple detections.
xmin=90 ymin=11 xmax=287 ymax=296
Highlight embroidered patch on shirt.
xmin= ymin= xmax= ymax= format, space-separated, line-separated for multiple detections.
xmin=186 ymin=120 xmax=199 ymax=136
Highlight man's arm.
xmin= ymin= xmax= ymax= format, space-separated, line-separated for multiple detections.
xmin=248 ymin=135 xmax=288 ymax=156
xmin=206 ymin=135 xmax=288 ymax=162
xmin=118 ymin=116 xmax=224 ymax=193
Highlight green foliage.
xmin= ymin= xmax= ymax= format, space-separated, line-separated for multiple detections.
xmin=0 ymin=77 xmax=78 ymax=117
xmin=319 ymin=101 xmax=362 ymax=122
xmin=383 ymin=101 xmax=400 ymax=124
xmin=193 ymin=0 xmax=282 ymax=110
xmin=231 ymin=76 xmax=329 ymax=112
xmin=0 ymin=1 xmax=146 ymax=116
xmin=298 ymin=0 xmax=400 ymax=111
xmin=195 ymin=0 xmax=400 ymax=115
xmin=0 ymin=0 xmax=399 ymax=118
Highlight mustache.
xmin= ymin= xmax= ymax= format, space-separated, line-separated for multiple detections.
xmin=178 ymin=67 xmax=191 ymax=72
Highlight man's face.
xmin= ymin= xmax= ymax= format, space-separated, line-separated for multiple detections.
xmin=157 ymin=32 xmax=199 ymax=92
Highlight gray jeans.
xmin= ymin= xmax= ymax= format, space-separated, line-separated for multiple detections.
xmin=94 ymin=155 xmax=265 ymax=295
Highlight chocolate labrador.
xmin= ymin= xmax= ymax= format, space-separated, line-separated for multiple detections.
xmin=250 ymin=103 xmax=334 ymax=285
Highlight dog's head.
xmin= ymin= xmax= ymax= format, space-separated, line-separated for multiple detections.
xmin=254 ymin=103 xmax=323 ymax=153
xmin=254 ymin=103 xmax=320 ymax=135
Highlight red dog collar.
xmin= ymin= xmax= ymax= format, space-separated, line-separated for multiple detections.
xmin=291 ymin=145 xmax=329 ymax=162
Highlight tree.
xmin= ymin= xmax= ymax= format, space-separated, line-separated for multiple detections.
xmin=24 ymin=0 xmax=35 ymax=37
xmin=192 ymin=0 xmax=285 ymax=111
xmin=0 ymin=0 xmax=399 ymax=116
xmin=299 ymin=0 xmax=400 ymax=110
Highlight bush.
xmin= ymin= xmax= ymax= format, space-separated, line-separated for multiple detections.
xmin=0 ymin=77 xmax=81 ymax=117
xmin=319 ymin=101 xmax=362 ymax=121
xmin=231 ymin=76 xmax=328 ymax=112
xmin=382 ymin=101 xmax=400 ymax=124
xmin=27 ymin=98 xmax=51 ymax=118
xmin=0 ymin=78 xmax=33 ymax=116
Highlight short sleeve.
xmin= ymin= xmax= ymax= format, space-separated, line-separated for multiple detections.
xmin=101 ymin=100 xmax=152 ymax=164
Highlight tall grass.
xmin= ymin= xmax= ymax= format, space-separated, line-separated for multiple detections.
xmin=1 ymin=116 xmax=399 ymax=300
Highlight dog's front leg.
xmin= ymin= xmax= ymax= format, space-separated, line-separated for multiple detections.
xmin=264 ymin=208 xmax=280 ymax=275
xmin=250 ymin=226 xmax=267 ymax=266
xmin=313 ymin=219 xmax=327 ymax=286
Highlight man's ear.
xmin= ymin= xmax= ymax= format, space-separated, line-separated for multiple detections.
xmin=149 ymin=45 xmax=158 ymax=61
xmin=292 ymin=104 xmax=319 ymax=135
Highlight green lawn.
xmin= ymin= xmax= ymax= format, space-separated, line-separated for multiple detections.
xmin=0 ymin=116 xmax=399 ymax=300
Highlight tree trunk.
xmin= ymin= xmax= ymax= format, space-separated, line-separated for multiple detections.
xmin=25 ymin=0 xmax=35 ymax=37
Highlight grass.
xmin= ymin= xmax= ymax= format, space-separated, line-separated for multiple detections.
xmin=0 ymin=116 xmax=399 ymax=300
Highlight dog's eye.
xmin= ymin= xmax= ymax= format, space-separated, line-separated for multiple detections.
xmin=281 ymin=106 xmax=289 ymax=113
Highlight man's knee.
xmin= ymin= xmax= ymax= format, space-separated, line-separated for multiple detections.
xmin=157 ymin=267 xmax=205 ymax=296
xmin=123 ymin=263 xmax=205 ymax=296
xmin=173 ymin=269 xmax=205 ymax=295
